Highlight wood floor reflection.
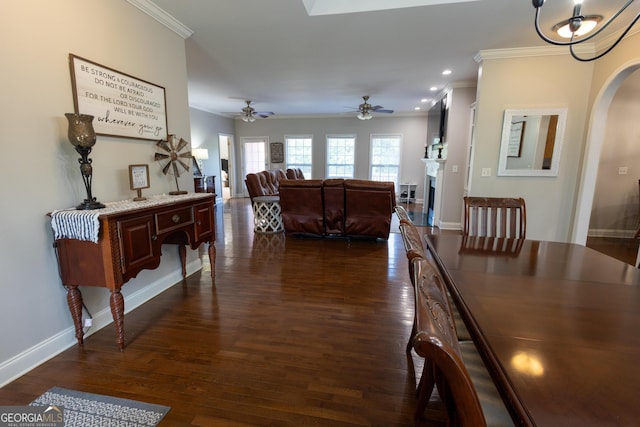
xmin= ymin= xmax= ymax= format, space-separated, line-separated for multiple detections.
xmin=0 ymin=198 xmax=424 ymax=426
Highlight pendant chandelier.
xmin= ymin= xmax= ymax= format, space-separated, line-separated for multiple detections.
xmin=532 ymin=0 xmax=640 ymax=62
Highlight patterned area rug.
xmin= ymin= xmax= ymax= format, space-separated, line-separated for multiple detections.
xmin=30 ymin=387 xmax=170 ymax=426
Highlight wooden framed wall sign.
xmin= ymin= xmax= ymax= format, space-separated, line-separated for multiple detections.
xmin=270 ymin=142 xmax=284 ymax=164
xmin=129 ymin=164 xmax=150 ymax=201
xmin=507 ymin=121 xmax=525 ymax=157
xmin=69 ymin=54 xmax=168 ymax=141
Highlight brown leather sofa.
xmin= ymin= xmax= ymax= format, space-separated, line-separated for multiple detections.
xmin=286 ymin=168 xmax=305 ymax=180
xmin=344 ymin=180 xmax=396 ymax=239
xmin=323 ymin=179 xmax=346 ymax=236
xmin=245 ymin=169 xmax=287 ymax=203
xmin=278 ymin=179 xmax=325 ymax=236
xmin=279 ymin=178 xmax=395 ymax=239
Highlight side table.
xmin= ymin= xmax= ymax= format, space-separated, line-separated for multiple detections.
xmin=252 ymin=195 xmax=284 ymax=233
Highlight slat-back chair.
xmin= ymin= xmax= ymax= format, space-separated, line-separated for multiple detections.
xmin=399 ymin=218 xmax=471 ymax=347
xmin=411 ymin=257 xmax=513 ymax=426
xmin=394 ymin=205 xmax=412 ymax=223
xmin=634 ymin=179 xmax=639 ymax=240
xmin=463 ymin=197 xmax=526 ymax=239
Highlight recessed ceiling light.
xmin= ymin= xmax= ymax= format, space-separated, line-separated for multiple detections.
xmin=414 ymin=107 xmax=421 ymax=110
xmin=420 ymin=98 xmax=428 ymax=103
xmin=430 ymin=87 xmax=438 ymax=91
xmin=442 ymin=69 xmax=452 ymax=75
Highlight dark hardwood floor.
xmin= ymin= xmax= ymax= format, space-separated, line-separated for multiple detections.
xmin=0 ymin=198 xmax=426 ymax=426
xmin=586 ymin=236 xmax=639 ymax=266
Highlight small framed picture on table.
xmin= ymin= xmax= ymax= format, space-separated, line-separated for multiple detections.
xmin=129 ymin=164 xmax=150 ymax=201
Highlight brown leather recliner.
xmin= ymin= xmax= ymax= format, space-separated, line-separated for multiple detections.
xmin=286 ymin=168 xmax=305 ymax=180
xmin=245 ymin=169 xmax=287 ymax=203
xmin=279 ymin=179 xmax=324 ymax=236
xmin=323 ymin=179 xmax=345 ymax=236
xmin=344 ymin=180 xmax=396 ymax=239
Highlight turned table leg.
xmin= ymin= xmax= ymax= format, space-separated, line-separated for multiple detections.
xmin=179 ymin=244 xmax=187 ymax=278
xmin=66 ymin=285 xmax=84 ymax=346
xmin=208 ymin=241 xmax=216 ymax=280
xmin=110 ymin=290 xmax=125 ymax=351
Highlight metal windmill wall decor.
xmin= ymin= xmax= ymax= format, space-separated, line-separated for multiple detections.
xmin=154 ymin=134 xmax=191 ymax=195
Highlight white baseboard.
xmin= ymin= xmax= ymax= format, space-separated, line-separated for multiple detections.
xmin=0 ymin=259 xmax=202 ymax=388
xmin=588 ymin=228 xmax=637 ymax=238
xmin=438 ymin=221 xmax=462 ymax=231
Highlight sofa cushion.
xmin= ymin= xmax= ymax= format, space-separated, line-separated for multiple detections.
xmin=279 ymin=179 xmax=324 ymax=236
xmin=323 ymin=179 xmax=345 ymax=235
xmin=344 ymin=180 xmax=395 ymax=239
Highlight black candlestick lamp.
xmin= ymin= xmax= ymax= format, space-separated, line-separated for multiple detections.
xmin=65 ymin=113 xmax=105 ymax=210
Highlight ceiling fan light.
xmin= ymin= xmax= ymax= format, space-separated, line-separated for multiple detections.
xmin=357 ymin=111 xmax=372 ymax=120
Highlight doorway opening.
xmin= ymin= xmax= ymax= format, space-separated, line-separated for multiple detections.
xmin=219 ymin=133 xmax=234 ymax=201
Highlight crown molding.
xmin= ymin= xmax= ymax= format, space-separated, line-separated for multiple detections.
xmin=448 ymin=80 xmax=476 ymax=89
xmin=228 ymin=112 xmax=428 ymax=120
xmin=475 ymin=44 xmax=595 ymax=62
xmin=475 ymin=25 xmax=640 ymax=63
xmin=126 ymin=0 xmax=193 ymax=39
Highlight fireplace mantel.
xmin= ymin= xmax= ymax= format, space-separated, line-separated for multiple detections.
xmin=422 ymin=158 xmax=446 ymax=226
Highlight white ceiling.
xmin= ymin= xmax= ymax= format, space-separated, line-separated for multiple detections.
xmin=144 ymin=0 xmax=638 ymax=118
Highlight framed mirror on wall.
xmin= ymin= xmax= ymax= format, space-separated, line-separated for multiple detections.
xmin=498 ymin=108 xmax=567 ymax=177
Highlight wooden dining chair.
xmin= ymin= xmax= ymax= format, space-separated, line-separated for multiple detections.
xmin=634 ymin=179 xmax=639 ymax=240
xmin=459 ymin=235 xmax=525 ymax=257
xmin=400 ymin=221 xmax=471 ymax=347
xmin=463 ymin=197 xmax=526 ymax=239
xmin=410 ymin=257 xmax=514 ymax=426
xmin=394 ymin=205 xmax=412 ymax=223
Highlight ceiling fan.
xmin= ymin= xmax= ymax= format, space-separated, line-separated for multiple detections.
xmin=352 ymin=95 xmax=394 ymax=120
xmin=240 ymin=100 xmax=274 ymax=122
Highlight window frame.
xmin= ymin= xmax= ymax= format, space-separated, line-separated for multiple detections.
xmin=325 ymin=134 xmax=357 ymax=179
xmin=369 ymin=133 xmax=402 ymax=187
xmin=285 ymin=135 xmax=313 ymax=178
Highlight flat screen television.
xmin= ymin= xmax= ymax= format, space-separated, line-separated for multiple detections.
xmin=428 ymin=94 xmax=448 ymax=145
xmin=439 ymin=94 xmax=448 ymax=143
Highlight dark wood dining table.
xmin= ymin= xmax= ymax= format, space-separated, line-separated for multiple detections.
xmin=424 ymin=233 xmax=640 ymax=427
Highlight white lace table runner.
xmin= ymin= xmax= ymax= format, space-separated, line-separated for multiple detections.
xmin=51 ymin=193 xmax=212 ymax=243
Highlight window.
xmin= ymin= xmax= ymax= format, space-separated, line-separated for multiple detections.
xmin=285 ymin=136 xmax=312 ymax=178
xmin=370 ymin=134 xmax=401 ymax=186
xmin=326 ymin=135 xmax=355 ymax=178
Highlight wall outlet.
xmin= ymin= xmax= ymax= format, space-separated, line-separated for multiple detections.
xmin=618 ymin=166 xmax=628 ymax=175
xmin=452 ymin=165 xmax=458 ymax=173
xmin=84 ymin=318 xmax=92 ymax=328
xmin=481 ymin=168 xmax=491 ymax=177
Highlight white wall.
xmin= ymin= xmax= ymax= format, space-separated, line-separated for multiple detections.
xmin=0 ymin=1 xmax=191 ymax=386
xmin=471 ymin=54 xmax=593 ymax=242
xmin=189 ymin=108 xmax=235 ymax=198
xmin=589 ymin=70 xmax=640 ymax=236
xmin=233 ymin=115 xmax=428 ymax=199
xmin=567 ymin=31 xmax=640 ymax=244
xmin=438 ymin=85 xmax=476 ymax=228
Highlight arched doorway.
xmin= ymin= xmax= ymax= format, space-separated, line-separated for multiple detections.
xmin=573 ymin=61 xmax=640 ymax=247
